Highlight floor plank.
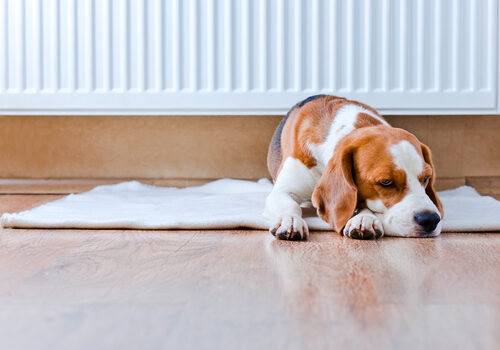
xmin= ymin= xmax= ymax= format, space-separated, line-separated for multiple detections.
xmin=0 ymin=196 xmax=499 ymax=350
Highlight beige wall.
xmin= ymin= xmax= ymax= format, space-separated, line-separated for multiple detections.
xmin=0 ymin=115 xmax=499 ymax=185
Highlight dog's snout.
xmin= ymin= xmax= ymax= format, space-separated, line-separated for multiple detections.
xmin=414 ymin=212 xmax=441 ymax=232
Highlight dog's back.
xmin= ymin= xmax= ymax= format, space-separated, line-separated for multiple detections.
xmin=267 ymin=95 xmax=363 ymax=181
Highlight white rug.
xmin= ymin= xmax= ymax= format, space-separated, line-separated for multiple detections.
xmin=1 ymin=179 xmax=500 ymax=232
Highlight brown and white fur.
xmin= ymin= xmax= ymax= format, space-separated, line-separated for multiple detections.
xmin=264 ymin=95 xmax=443 ymax=241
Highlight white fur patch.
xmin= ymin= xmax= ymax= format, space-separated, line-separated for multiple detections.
xmin=390 ymin=140 xmax=424 ymax=186
xmin=366 ymin=199 xmax=387 ymax=213
xmin=271 ymin=157 xmax=322 ymax=202
xmin=381 ymin=140 xmax=441 ymax=237
xmin=308 ymin=104 xmax=389 ymax=166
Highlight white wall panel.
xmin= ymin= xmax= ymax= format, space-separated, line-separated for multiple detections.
xmin=0 ymin=0 xmax=498 ymax=115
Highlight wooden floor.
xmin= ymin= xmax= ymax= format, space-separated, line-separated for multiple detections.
xmin=0 ymin=195 xmax=499 ymax=350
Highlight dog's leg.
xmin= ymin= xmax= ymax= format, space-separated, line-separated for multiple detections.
xmin=265 ymin=190 xmax=308 ymax=240
xmin=343 ymin=208 xmax=384 ymax=240
xmin=264 ymin=157 xmax=319 ymax=241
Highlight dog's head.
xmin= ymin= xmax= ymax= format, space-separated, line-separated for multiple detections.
xmin=312 ymin=125 xmax=443 ymax=237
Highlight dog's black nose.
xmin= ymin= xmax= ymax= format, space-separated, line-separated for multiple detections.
xmin=414 ymin=212 xmax=441 ymax=233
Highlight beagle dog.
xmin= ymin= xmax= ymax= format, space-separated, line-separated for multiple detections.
xmin=264 ymin=95 xmax=443 ymax=240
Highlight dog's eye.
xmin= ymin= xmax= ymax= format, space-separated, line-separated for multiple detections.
xmin=377 ymin=180 xmax=394 ymax=187
xmin=422 ymin=176 xmax=429 ymax=185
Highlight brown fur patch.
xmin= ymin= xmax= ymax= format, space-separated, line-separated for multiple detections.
xmin=420 ymin=143 xmax=443 ymax=216
xmin=312 ymin=138 xmax=358 ymax=233
xmin=354 ymin=112 xmax=384 ymax=129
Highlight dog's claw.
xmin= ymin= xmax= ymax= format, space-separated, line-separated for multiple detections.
xmin=269 ymin=215 xmax=309 ymax=241
xmin=343 ymin=214 xmax=384 ymax=240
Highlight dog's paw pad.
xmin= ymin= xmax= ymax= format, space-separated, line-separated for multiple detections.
xmin=270 ymin=216 xmax=309 ymax=241
xmin=343 ymin=214 xmax=384 ymax=240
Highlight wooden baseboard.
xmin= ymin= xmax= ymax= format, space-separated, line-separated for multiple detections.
xmin=434 ymin=177 xmax=466 ymax=191
xmin=465 ymin=176 xmax=500 ymax=195
xmin=0 ymin=178 xmax=218 ymax=194
xmin=0 ymin=115 xmax=500 ymax=180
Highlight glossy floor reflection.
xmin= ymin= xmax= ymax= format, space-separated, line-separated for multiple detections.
xmin=0 ymin=195 xmax=498 ymax=349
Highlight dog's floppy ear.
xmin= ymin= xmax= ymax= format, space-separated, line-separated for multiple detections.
xmin=312 ymin=142 xmax=358 ymax=233
xmin=421 ymin=142 xmax=444 ymax=217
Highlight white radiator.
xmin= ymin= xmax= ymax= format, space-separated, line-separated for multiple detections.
xmin=0 ymin=0 xmax=498 ymax=115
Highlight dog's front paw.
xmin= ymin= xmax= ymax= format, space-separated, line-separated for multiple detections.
xmin=343 ymin=214 xmax=384 ymax=240
xmin=270 ymin=215 xmax=309 ymax=241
